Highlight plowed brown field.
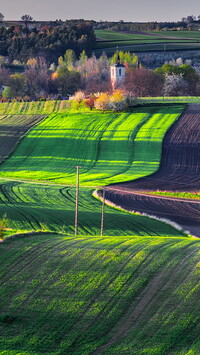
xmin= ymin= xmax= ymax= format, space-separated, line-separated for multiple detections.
xmin=104 ymin=104 xmax=200 ymax=236
xmin=0 ymin=115 xmax=46 ymax=162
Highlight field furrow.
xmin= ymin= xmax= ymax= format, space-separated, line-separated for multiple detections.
xmin=0 ymin=114 xmax=46 ymax=163
xmin=0 ymin=235 xmax=199 ymax=354
xmin=106 ymin=104 xmax=200 ymax=236
xmin=0 ymin=180 xmax=185 ymax=237
xmin=0 ymin=105 xmax=184 ymax=186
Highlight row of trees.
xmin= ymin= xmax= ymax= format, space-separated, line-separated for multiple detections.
xmin=94 ymin=20 xmax=188 ymax=32
xmin=181 ymin=15 xmax=200 ymax=23
xmin=0 ymin=50 xmax=199 ymax=100
xmin=0 ymin=13 xmax=33 ymax=25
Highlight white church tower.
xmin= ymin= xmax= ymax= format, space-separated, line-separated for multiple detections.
xmin=110 ymin=55 xmax=126 ymax=90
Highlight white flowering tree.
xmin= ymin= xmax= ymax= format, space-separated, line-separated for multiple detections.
xmin=162 ymin=75 xmax=189 ymax=96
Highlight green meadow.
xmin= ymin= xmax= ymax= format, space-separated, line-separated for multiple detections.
xmin=0 ymin=235 xmax=199 ymax=354
xmin=94 ymin=29 xmax=200 ymax=54
xmin=0 ymin=180 xmax=185 ymax=237
xmin=0 ymin=105 xmax=185 ymax=186
xmin=0 ymin=100 xmax=199 ymax=354
xmin=95 ymin=29 xmax=200 ymax=41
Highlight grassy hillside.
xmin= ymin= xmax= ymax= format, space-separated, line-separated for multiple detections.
xmin=0 ymin=234 xmax=199 ymax=354
xmin=94 ymin=29 xmax=200 ymax=54
xmin=95 ymin=29 xmax=200 ymax=41
xmin=0 ymin=100 xmax=72 ymax=115
xmin=0 ymin=105 xmax=185 ymax=186
xmin=0 ymin=180 xmax=185 ymax=237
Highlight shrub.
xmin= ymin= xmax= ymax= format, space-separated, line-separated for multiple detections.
xmin=94 ymin=92 xmax=110 ymax=110
xmin=109 ymin=90 xmax=127 ymax=111
xmin=84 ymin=96 xmax=96 ymax=109
xmin=70 ymin=90 xmax=85 ymax=102
xmin=0 ymin=214 xmax=8 ymax=240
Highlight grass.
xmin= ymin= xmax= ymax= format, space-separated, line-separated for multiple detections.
xmin=0 ymin=100 xmax=74 ymax=115
xmin=0 ymin=180 xmax=186 ymax=237
xmin=95 ymin=30 xmax=158 ymax=41
xmin=142 ymin=190 xmax=200 ymax=200
xmin=0 ymin=234 xmax=199 ymax=354
xmin=136 ymin=97 xmax=200 ymax=103
xmin=0 ymin=105 xmax=185 ymax=186
xmin=95 ymin=42 xmax=200 ymax=56
xmin=95 ymin=29 xmax=200 ymax=41
xmin=0 ymin=100 xmax=198 ymax=354
xmin=152 ymin=30 xmax=200 ymax=39
xmin=94 ymin=29 xmax=200 ymax=55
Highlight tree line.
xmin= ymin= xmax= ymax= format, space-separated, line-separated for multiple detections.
xmin=0 ymin=49 xmax=199 ymax=101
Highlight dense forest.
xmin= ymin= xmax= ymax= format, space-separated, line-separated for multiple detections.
xmin=0 ymin=20 xmax=96 ymax=63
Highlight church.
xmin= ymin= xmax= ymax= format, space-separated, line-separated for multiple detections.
xmin=110 ymin=56 xmax=126 ymax=90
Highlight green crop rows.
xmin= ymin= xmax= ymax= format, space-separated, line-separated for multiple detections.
xmin=0 ymin=180 xmax=185 ymax=237
xmin=94 ymin=30 xmax=200 ymax=55
xmin=95 ymin=29 xmax=200 ymax=42
xmin=0 ymin=235 xmax=200 ymax=354
xmin=0 ymin=105 xmax=185 ymax=186
xmin=0 ymin=100 xmax=199 ymax=354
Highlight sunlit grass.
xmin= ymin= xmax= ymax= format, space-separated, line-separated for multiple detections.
xmin=0 ymin=181 xmax=186 ymax=237
xmin=0 ymin=105 xmax=185 ymax=186
xmin=0 ymin=234 xmax=199 ymax=354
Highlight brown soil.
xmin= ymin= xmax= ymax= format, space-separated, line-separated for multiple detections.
xmin=105 ymin=104 xmax=200 ymax=237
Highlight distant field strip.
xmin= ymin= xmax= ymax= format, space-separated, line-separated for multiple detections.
xmin=95 ymin=29 xmax=200 ymax=41
xmin=0 ymin=180 xmax=185 ymax=237
xmin=0 ymin=114 xmax=46 ymax=162
xmin=0 ymin=235 xmax=199 ymax=354
xmin=94 ymin=30 xmax=200 ymax=54
xmin=0 ymin=105 xmax=185 ymax=186
xmin=0 ymin=100 xmax=72 ymax=115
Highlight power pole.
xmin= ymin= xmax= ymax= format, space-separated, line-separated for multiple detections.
xmin=100 ymin=189 xmax=106 ymax=236
xmin=75 ymin=166 xmax=81 ymax=235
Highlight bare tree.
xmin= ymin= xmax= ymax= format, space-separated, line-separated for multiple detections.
xmin=21 ymin=14 xmax=33 ymax=27
xmin=0 ymin=13 xmax=4 ymax=22
xmin=124 ymin=68 xmax=164 ymax=97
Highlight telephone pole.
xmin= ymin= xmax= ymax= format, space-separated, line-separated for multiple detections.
xmin=75 ymin=166 xmax=81 ymax=235
xmin=100 ymin=189 xmax=106 ymax=236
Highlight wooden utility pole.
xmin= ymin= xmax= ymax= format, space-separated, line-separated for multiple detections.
xmin=100 ymin=189 xmax=106 ymax=236
xmin=75 ymin=166 xmax=81 ymax=235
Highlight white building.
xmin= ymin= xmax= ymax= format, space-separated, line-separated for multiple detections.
xmin=110 ymin=61 xmax=126 ymax=90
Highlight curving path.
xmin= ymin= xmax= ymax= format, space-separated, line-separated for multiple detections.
xmin=104 ymin=104 xmax=200 ymax=237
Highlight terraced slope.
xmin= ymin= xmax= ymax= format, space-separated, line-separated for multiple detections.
xmin=0 ymin=235 xmax=199 ymax=355
xmin=106 ymin=104 xmax=200 ymax=236
xmin=0 ymin=105 xmax=184 ymax=186
xmin=0 ymin=180 xmax=185 ymax=237
xmin=0 ymin=114 xmax=46 ymax=162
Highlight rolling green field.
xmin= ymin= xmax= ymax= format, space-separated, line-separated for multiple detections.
xmin=94 ymin=29 xmax=200 ymax=54
xmin=153 ymin=30 xmax=200 ymax=39
xmin=0 ymin=100 xmax=199 ymax=354
xmin=0 ymin=105 xmax=185 ymax=186
xmin=136 ymin=97 xmax=200 ymax=104
xmin=0 ymin=180 xmax=186 ymax=237
xmin=95 ymin=29 xmax=200 ymax=41
xmin=0 ymin=100 xmax=73 ymax=115
xmin=0 ymin=234 xmax=199 ymax=354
